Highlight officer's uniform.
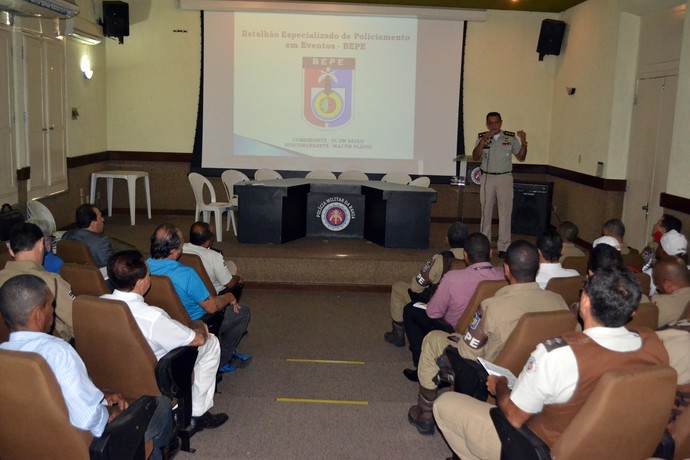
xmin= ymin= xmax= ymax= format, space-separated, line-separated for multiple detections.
xmin=416 ymin=282 xmax=568 ymax=390
xmin=475 ymin=131 xmax=522 ymax=252
xmin=389 ymin=248 xmax=464 ymax=323
xmin=652 ymin=286 xmax=690 ymax=327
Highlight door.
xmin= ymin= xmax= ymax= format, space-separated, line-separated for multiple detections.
xmin=0 ymin=27 xmax=16 ymax=204
xmin=24 ymin=34 xmax=47 ymax=194
xmin=45 ymin=39 xmax=66 ymax=192
xmin=622 ymin=74 xmax=677 ymax=250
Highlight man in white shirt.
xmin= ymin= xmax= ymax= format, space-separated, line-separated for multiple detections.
xmin=182 ymin=222 xmax=243 ymax=298
xmin=102 ymin=250 xmax=227 ymax=432
xmin=535 ymin=230 xmax=580 ymax=289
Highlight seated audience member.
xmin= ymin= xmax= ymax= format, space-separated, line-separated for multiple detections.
xmin=386 ymin=222 xmax=468 ymax=347
xmin=657 ymin=320 xmax=690 ymax=423
xmin=147 ymin=223 xmax=251 ymax=373
xmin=652 ymin=258 xmax=690 ymax=327
xmin=433 ymin=265 xmax=668 ymax=459
xmin=182 ymin=222 xmax=243 ymax=299
xmin=535 ymin=230 xmax=580 ymax=289
xmin=642 ymin=214 xmax=683 ymax=270
xmin=602 ymin=218 xmax=633 ymax=254
xmin=103 ymin=250 xmax=227 ymax=430
xmin=27 ymin=218 xmax=64 ymax=275
xmin=592 ymin=235 xmax=621 ymax=252
xmin=62 ymin=204 xmax=113 ymax=268
xmin=0 ymin=223 xmax=74 ymax=341
xmin=657 ymin=230 xmax=688 ymax=264
xmin=0 ymin=275 xmax=173 ymax=459
xmin=402 ymin=233 xmax=503 ymax=374
xmin=558 ymin=221 xmax=586 ymax=262
xmin=406 ymin=240 xmax=568 ymax=435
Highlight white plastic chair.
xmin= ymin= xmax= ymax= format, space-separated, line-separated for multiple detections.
xmin=187 ymin=172 xmax=231 ymax=242
xmin=220 ymin=170 xmax=249 ymax=236
xmin=338 ymin=170 xmax=369 ymax=181
xmin=254 ymin=168 xmax=282 ymax=181
xmin=409 ymin=176 xmax=431 ymax=187
xmin=305 ymin=170 xmax=336 ymax=180
xmin=381 ymin=172 xmax=412 ymax=185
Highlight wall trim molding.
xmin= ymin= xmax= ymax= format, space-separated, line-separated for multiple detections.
xmin=660 ymin=193 xmax=690 ymax=216
xmin=67 ymin=150 xmax=628 ymax=192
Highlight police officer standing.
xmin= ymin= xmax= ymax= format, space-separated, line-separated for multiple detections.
xmin=472 ymin=112 xmax=527 ymax=257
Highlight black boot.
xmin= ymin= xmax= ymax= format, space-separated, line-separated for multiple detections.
xmin=384 ymin=321 xmax=405 ymax=347
xmin=407 ymin=386 xmax=437 ymax=435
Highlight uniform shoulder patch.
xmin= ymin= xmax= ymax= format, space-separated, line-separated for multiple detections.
xmin=478 ymin=131 xmax=487 ymax=138
xmin=503 ymin=130 xmax=515 ymax=137
xmin=542 ymin=336 xmax=568 ymax=352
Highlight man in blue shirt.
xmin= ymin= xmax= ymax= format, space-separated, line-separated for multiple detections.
xmin=147 ymin=223 xmax=251 ymax=373
xmin=0 ymin=274 xmax=172 ymax=459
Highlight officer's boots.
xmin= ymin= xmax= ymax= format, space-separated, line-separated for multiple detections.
xmin=384 ymin=321 xmax=405 ymax=347
xmin=407 ymin=385 xmax=437 ymax=435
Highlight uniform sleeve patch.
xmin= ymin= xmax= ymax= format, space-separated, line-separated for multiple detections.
xmin=463 ymin=309 xmax=487 ymax=349
xmin=526 ymin=356 xmax=537 ymax=373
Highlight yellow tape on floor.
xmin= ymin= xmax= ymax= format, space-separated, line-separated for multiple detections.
xmin=276 ymin=398 xmax=368 ymax=405
xmin=286 ymin=359 xmax=365 ymax=365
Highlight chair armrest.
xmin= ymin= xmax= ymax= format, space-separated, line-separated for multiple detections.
xmin=90 ymin=395 xmax=157 ymax=460
xmin=489 ymin=407 xmax=551 ymax=460
xmin=200 ymin=311 xmax=224 ymax=336
xmin=155 ymin=346 xmax=198 ymax=400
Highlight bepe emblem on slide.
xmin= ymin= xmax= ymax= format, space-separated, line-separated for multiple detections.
xmin=302 ymin=57 xmax=355 ymax=129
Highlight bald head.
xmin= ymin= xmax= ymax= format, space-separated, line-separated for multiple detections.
xmin=189 ymin=221 xmax=214 ymax=247
xmin=150 ymin=223 xmax=184 ymax=260
xmin=653 ymin=257 xmax=690 ymax=295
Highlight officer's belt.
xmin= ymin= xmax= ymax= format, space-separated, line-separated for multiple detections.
xmin=480 ymin=170 xmax=511 ymax=176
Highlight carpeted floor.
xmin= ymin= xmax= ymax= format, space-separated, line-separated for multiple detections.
xmin=174 ymin=289 xmax=453 ymax=459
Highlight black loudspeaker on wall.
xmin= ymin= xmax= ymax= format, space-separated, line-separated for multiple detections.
xmin=511 ymin=182 xmax=553 ymax=236
xmin=102 ymin=1 xmax=129 ymax=44
xmin=536 ymin=19 xmax=566 ymax=61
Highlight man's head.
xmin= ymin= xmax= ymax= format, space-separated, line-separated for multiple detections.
xmin=0 ymin=274 xmax=53 ymax=333
xmin=485 ymin=112 xmax=502 ymax=135
xmin=653 ymin=257 xmax=690 ymax=295
xmin=8 ymin=223 xmax=45 ymax=262
xmin=504 ymin=240 xmax=539 ymax=283
xmin=26 ymin=218 xmax=53 ymax=254
xmin=537 ymin=230 xmax=563 ymax=263
xmin=558 ymin=221 xmax=579 ymax=243
xmin=189 ymin=221 xmax=215 ymax=248
xmin=107 ymin=250 xmax=150 ymax=295
xmin=657 ymin=230 xmax=688 ymax=260
xmin=653 ymin=214 xmax=682 ymax=243
xmin=75 ymin=204 xmax=104 ymax=234
xmin=581 ymin=265 xmax=641 ymax=327
xmin=446 ymin=222 xmax=469 ymax=249
xmin=150 ymin=223 xmax=184 ymax=261
xmin=464 ymin=233 xmax=491 ymax=265
xmin=602 ymin=218 xmax=625 ymax=242
xmin=587 ymin=243 xmax=623 ymax=275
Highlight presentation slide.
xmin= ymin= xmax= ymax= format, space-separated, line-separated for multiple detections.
xmin=202 ymin=9 xmax=464 ymax=176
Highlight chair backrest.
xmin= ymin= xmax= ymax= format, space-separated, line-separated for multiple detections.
xmin=73 ymin=296 xmax=161 ymax=400
xmin=0 ymin=251 xmax=13 ymax=270
xmin=188 ymin=172 xmax=218 ymax=206
xmin=495 ymin=310 xmax=578 ymax=376
xmin=56 ymin=239 xmax=98 ymax=267
xmin=622 ymin=251 xmax=644 ymax=271
xmin=634 ymin=271 xmax=651 ymax=297
xmin=144 ymin=275 xmax=193 ymax=327
xmin=338 ymin=170 xmax=369 ymax=181
xmin=626 ymin=302 xmax=659 ymax=330
xmin=551 ymin=365 xmax=677 ymax=460
xmin=381 ymin=172 xmax=411 ymax=185
xmin=0 ymin=313 xmax=8 ymax=342
xmin=455 ymin=279 xmax=508 ymax=333
xmin=220 ymin=169 xmax=249 ymax=206
xmin=409 ymin=176 xmax=431 ymax=187
xmin=179 ymin=253 xmax=216 ymax=295
xmin=254 ymin=168 xmax=282 ymax=180
xmin=60 ymin=263 xmax=110 ymax=297
xmin=305 ymin=170 xmax=336 ymax=180
xmin=545 ymin=275 xmax=585 ymax=307
xmin=561 ymin=256 xmax=588 ymax=276
xmin=0 ymin=349 xmax=92 ymax=460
